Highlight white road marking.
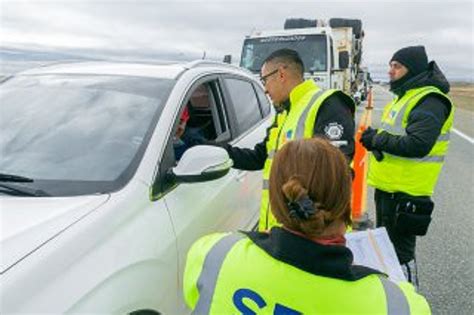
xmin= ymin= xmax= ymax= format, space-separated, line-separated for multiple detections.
xmin=452 ymin=128 xmax=474 ymax=144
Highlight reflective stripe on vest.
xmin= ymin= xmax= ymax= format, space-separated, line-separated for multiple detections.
xmin=383 ymin=153 xmax=446 ymax=163
xmin=193 ymin=233 xmax=246 ymax=315
xmin=194 ymin=234 xmax=411 ymax=315
xmin=262 ymin=179 xmax=269 ymax=190
xmin=437 ymin=133 xmax=450 ymax=141
xmin=294 ymin=89 xmax=325 ymax=139
xmin=378 ymin=276 xmax=410 ymax=315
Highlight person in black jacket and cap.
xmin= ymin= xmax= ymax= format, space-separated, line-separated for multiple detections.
xmin=359 ymin=46 xmax=454 ymax=287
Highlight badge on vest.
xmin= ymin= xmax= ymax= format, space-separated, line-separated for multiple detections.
xmin=324 ymin=122 xmax=344 ymax=140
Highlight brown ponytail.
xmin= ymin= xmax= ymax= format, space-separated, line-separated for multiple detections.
xmin=269 ymin=137 xmax=352 ymax=237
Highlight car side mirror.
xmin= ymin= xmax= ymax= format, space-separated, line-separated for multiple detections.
xmin=169 ymin=145 xmax=233 ymax=183
xmin=339 ymin=51 xmax=349 ymax=69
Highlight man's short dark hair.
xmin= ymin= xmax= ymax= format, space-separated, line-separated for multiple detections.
xmin=264 ymin=49 xmax=304 ymax=76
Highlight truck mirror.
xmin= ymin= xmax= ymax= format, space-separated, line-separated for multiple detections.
xmin=223 ymin=55 xmax=232 ymax=64
xmin=339 ymin=51 xmax=349 ymax=69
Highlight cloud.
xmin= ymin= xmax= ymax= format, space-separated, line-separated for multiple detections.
xmin=1 ymin=0 xmax=473 ymax=80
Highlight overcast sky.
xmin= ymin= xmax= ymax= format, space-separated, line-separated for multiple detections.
xmin=1 ymin=0 xmax=473 ymax=80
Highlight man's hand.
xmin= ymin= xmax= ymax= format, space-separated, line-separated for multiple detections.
xmin=360 ymin=127 xmax=378 ymax=151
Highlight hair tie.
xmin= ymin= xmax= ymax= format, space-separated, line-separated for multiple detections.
xmin=287 ymin=195 xmax=315 ymax=220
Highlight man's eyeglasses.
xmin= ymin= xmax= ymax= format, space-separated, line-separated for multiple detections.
xmin=260 ymin=68 xmax=279 ymax=85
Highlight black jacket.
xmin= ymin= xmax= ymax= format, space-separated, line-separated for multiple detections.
xmin=375 ymin=62 xmax=452 ymax=158
xmin=245 ymin=227 xmax=382 ymax=281
xmin=225 ymin=92 xmax=355 ymax=170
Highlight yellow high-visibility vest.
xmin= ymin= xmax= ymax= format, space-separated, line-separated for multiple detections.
xmin=259 ymin=80 xmax=349 ymax=231
xmin=368 ymin=86 xmax=454 ymax=196
xmin=184 ymin=232 xmax=430 ymax=314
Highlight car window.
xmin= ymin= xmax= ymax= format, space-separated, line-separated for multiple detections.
xmin=223 ymin=78 xmax=261 ymax=135
xmin=155 ymin=78 xmax=232 ymax=196
xmin=0 ymin=74 xmax=174 ymax=196
xmin=172 ymin=80 xmax=230 ymax=161
xmin=254 ymin=83 xmax=271 ymax=117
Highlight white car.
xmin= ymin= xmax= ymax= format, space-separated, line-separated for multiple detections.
xmin=0 ymin=60 xmax=272 ymax=314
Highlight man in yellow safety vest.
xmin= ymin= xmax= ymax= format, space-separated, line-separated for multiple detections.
xmin=360 ymin=46 xmax=454 ymax=286
xmin=222 ymin=49 xmax=355 ymax=231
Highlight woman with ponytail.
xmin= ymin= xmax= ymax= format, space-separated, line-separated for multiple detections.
xmin=183 ymin=138 xmax=429 ymax=314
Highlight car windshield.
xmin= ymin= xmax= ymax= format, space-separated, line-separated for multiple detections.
xmin=240 ymin=34 xmax=328 ymax=73
xmin=0 ymin=73 xmax=174 ymax=196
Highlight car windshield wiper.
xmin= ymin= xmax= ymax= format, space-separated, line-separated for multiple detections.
xmin=0 ymin=183 xmax=50 ymax=197
xmin=0 ymin=173 xmax=34 ymax=182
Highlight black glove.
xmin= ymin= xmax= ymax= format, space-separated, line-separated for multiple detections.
xmin=360 ymin=127 xmax=378 ymax=151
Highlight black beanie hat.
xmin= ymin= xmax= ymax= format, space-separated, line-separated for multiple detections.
xmin=390 ymin=46 xmax=429 ymax=76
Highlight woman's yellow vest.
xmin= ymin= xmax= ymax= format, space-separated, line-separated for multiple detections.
xmin=184 ymin=232 xmax=430 ymax=314
xmin=367 ymin=86 xmax=454 ymax=196
xmin=259 ymin=80 xmax=342 ymax=231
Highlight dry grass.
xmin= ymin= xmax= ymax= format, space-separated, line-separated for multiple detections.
xmin=450 ymin=83 xmax=474 ymax=111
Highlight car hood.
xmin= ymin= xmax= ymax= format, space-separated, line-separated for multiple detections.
xmin=0 ymin=194 xmax=110 ymax=273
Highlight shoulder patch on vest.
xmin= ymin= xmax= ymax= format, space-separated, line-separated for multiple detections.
xmin=324 ymin=122 xmax=344 ymax=140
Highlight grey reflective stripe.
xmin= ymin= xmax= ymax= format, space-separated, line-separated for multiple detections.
xmin=262 ymin=179 xmax=269 ymax=190
xmin=437 ymin=132 xmax=450 ymax=141
xmin=416 ymin=155 xmax=445 ymax=162
xmin=381 ymin=95 xmax=415 ymax=135
xmin=385 ymin=153 xmax=445 ymax=163
xmin=294 ymin=89 xmax=325 ymax=139
xmin=268 ymin=150 xmax=276 ymax=159
xmin=383 ymin=88 xmax=438 ymax=135
xmin=378 ymin=276 xmax=411 ymax=315
xmin=193 ymin=233 xmax=246 ymax=315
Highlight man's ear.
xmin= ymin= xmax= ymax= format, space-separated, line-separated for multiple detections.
xmin=278 ymin=66 xmax=286 ymax=81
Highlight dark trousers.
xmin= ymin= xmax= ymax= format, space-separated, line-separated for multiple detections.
xmin=374 ymin=189 xmax=417 ymax=264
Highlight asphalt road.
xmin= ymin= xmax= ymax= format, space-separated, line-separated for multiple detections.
xmin=356 ymin=85 xmax=474 ymax=314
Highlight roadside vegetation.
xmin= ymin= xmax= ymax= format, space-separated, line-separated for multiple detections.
xmin=450 ymin=82 xmax=474 ymax=112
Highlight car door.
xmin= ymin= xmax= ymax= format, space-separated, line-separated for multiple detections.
xmin=155 ymin=74 xmax=253 ymax=305
xmin=220 ymin=75 xmax=274 ymax=229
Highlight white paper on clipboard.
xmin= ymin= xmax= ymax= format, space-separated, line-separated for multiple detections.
xmin=345 ymin=227 xmax=406 ymax=283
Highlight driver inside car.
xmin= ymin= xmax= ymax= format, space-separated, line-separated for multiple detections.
xmin=173 ymin=104 xmax=207 ymax=160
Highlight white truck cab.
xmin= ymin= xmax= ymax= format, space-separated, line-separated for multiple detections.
xmin=240 ymin=18 xmax=365 ymax=101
